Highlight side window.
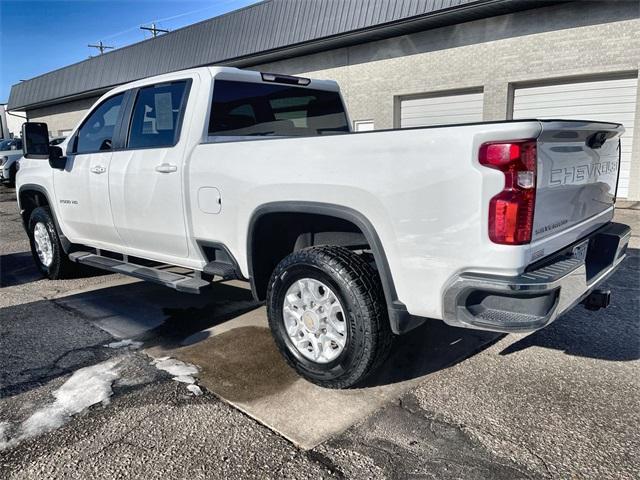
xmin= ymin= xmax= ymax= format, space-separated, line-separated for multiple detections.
xmin=75 ymin=93 xmax=124 ymax=154
xmin=127 ymin=81 xmax=188 ymax=149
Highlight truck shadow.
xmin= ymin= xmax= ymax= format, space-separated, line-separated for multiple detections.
xmin=500 ymin=248 xmax=640 ymax=361
xmin=0 ymin=251 xmax=42 ymax=287
xmin=363 ymin=322 xmax=502 ymax=388
xmin=1 ymin=250 xmax=110 ymax=288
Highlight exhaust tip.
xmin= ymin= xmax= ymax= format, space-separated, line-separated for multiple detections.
xmin=582 ymin=289 xmax=611 ymax=311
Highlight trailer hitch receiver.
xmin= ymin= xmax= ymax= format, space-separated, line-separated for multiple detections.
xmin=582 ymin=289 xmax=611 ymax=311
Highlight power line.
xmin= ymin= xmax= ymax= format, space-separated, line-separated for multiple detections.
xmin=140 ymin=23 xmax=169 ymax=38
xmin=100 ymin=1 xmax=251 ymax=42
xmin=88 ymin=41 xmax=115 ymax=55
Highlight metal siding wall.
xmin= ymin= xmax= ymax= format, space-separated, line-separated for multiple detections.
xmin=513 ymin=77 xmax=638 ymax=198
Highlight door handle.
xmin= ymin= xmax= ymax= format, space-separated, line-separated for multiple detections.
xmin=90 ymin=165 xmax=106 ymax=174
xmin=155 ymin=163 xmax=178 ymax=173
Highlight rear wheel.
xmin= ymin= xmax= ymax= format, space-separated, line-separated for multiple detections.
xmin=27 ymin=206 xmax=77 ymax=279
xmin=267 ymin=246 xmax=393 ymax=388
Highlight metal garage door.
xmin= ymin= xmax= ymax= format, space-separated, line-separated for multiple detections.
xmin=400 ymin=91 xmax=484 ymax=128
xmin=513 ymin=77 xmax=638 ymax=198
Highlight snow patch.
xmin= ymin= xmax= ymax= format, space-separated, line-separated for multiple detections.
xmin=0 ymin=359 xmax=120 ymax=450
xmin=152 ymin=358 xmax=198 ymax=377
xmin=173 ymin=375 xmax=196 ymax=384
xmin=105 ymin=339 xmax=143 ymax=349
xmin=151 ymin=357 xmax=202 ymax=395
xmin=186 ymin=384 xmax=203 ymax=396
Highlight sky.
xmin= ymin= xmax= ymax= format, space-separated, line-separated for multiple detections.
xmin=0 ymin=0 xmax=260 ymax=104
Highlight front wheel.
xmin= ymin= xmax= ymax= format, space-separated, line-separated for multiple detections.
xmin=27 ymin=206 xmax=77 ymax=279
xmin=7 ymin=163 xmax=17 ymax=187
xmin=266 ymin=246 xmax=393 ymax=388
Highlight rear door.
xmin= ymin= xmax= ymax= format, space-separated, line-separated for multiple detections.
xmin=108 ymin=79 xmax=191 ymax=259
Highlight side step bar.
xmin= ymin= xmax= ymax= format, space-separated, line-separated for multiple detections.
xmin=69 ymin=252 xmax=210 ymax=294
xmin=203 ymin=260 xmax=240 ymax=280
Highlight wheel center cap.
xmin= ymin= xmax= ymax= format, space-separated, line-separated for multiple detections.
xmin=302 ymin=311 xmax=319 ymax=332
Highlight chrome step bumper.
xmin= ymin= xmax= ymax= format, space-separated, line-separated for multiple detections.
xmin=442 ymin=222 xmax=631 ymax=333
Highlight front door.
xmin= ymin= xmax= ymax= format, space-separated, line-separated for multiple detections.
xmin=53 ymin=93 xmax=125 ymax=247
xmin=108 ymin=80 xmax=190 ymax=259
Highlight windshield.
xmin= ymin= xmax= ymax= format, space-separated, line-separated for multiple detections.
xmin=209 ymin=80 xmax=349 ymax=137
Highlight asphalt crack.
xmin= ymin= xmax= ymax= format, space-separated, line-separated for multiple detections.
xmin=0 ymin=341 xmax=112 ymax=398
xmin=87 ymin=410 xmax=160 ymax=458
xmin=305 ymin=450 xmax=346 ymax=479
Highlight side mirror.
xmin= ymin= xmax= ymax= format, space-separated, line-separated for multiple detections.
xmin=22 ymin=122 xmax=66 ymax=169
xmin=22 ymin=122 xmax=50 ymax=159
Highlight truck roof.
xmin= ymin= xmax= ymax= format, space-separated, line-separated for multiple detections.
xmin=106 ymin=66 xmax=341 ymax=98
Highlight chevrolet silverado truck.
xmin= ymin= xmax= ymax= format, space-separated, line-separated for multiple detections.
xmin=18 ymin=66 xmax=631 ymax=388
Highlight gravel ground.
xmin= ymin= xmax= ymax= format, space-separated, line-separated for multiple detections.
xmin=1 ymin=185 xmax=638 ymax=479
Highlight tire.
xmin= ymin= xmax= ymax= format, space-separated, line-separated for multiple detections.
xmin=266 ymin=245 xmax=393 ymax=388
xmin=8 ymin=163 xmax=17 ymax=187
xmin=27 ymin=206 xmax=77 ymax=279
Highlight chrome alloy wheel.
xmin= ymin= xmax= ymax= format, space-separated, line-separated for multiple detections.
xmin=282 ymin=278 xmax=347 ymax=363
xmin=33 ymin=222 xmax=53 ymax=267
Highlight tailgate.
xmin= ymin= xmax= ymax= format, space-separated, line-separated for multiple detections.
xmin=532 ymin=120 xmax=624 ymax=243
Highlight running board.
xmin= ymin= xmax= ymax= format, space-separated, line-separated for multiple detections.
xmin=69 ymin=252 xmax=210 ymax=294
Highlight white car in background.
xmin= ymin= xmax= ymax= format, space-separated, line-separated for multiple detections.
xmin=0 ymin=138 xmax=23 ymax=185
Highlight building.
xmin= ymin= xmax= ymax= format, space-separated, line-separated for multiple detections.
xmin=1 ymin=105 xmax=27 ymax=138
xmin=7 ymin=0 xmax=640 ymax=199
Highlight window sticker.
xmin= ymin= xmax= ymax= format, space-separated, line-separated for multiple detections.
xmin=155 ymin=92 xmax=173 ymax=131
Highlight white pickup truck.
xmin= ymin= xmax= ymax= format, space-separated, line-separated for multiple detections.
xmin=18 ymin=66 xmax=631 ymax=388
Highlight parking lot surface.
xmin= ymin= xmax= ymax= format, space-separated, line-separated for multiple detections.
xmin=1 ymin=186 xmax=638 ymax=479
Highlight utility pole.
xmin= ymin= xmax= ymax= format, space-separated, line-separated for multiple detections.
xmin=140 ymin=23 xmax=169 ymax=37
xmin=88 ymin=41 xmax=114 ymax=55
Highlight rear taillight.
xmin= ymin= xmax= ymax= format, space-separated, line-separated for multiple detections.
xmin=479 ymin=139 xmax=537 ymax=245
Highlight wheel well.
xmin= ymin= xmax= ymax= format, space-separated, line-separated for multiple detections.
xmin=249 ymin=212 xmax=371 ymax=301
xmin=19 ymin=188 xmax=50 ymax=227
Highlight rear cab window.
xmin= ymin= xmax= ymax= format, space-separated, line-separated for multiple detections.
xmin=209 ymin=80 xmax=349 ymax=138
